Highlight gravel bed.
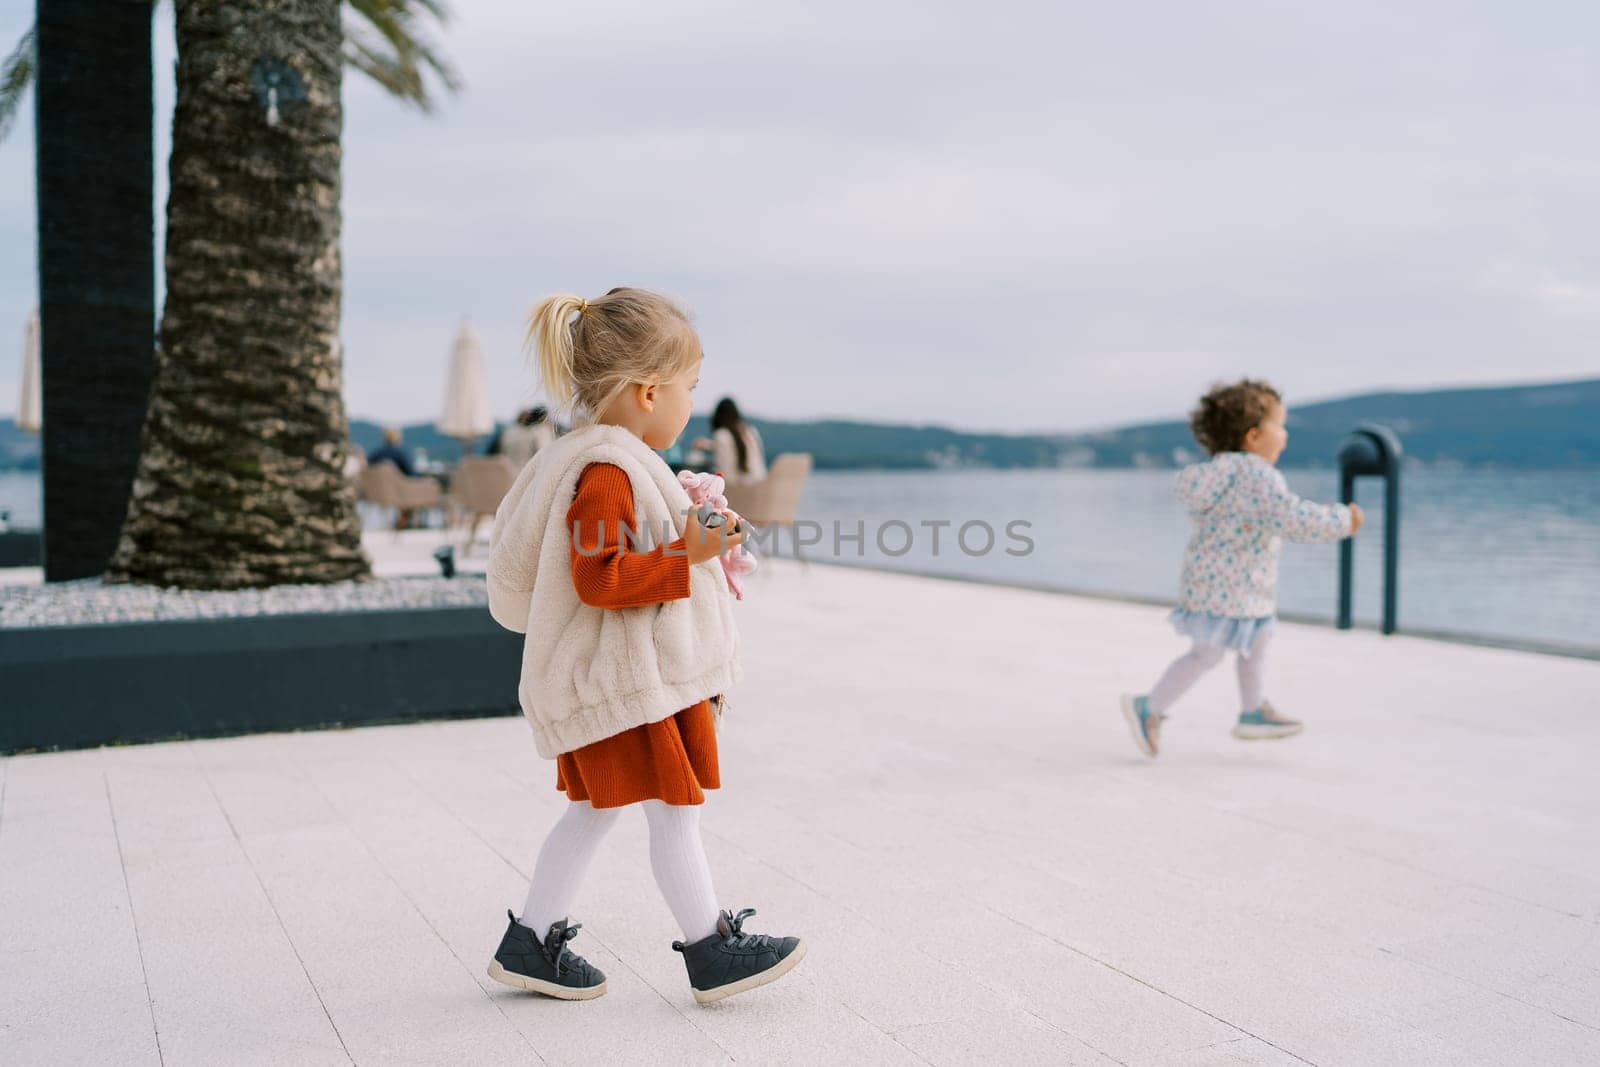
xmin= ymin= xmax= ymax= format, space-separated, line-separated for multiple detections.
xmin=0 ymin=575 xmax=490 ymax=629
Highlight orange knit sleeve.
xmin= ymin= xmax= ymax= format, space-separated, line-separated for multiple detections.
xmin=567 ymin=463 xmax=691 ymax=609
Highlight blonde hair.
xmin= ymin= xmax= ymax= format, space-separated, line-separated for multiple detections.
xmin=524 ymin=288 xmax=701 ymax=422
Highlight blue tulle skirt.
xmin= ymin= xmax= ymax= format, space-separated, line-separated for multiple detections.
xmin=1168 ymin=609 xmax=1275 ymax=657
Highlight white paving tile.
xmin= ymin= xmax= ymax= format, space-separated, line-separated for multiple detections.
xmin=4 ymin=560 xmax=1598 ymax=1064
xmin=190 ymin=736 xmax=541 ymax=1066
xmin=100 ymin=742 xmax=349 ymax=1065
xmin=0 ymin=750 xmax=161 ymax=1065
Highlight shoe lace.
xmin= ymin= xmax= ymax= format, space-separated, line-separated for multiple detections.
xmin=670 ymin=908 xmax=769 ymax=954
xmin=724 ymin=908 xmax=763 ymax=948
xmin=542 ymin=921 xmax=582 ymax=976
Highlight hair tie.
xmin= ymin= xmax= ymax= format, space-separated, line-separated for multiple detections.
xmin=577 ymin=299 xmax=589 ymax=315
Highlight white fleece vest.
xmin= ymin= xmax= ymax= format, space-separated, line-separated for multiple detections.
xmin=487 ymin=423 xmax=741 ymax=758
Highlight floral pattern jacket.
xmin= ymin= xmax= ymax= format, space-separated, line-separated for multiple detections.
xmin=1175 ymin=452 xmax=1353 ymax=618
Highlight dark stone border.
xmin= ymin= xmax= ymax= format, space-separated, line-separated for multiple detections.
xmin=0 ymin=531 xmax=43 ymax=568
xmin=1 ymin=606 xmax=523 ymax=754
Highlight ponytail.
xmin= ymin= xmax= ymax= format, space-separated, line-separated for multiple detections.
xmin=521 ymin=287 xmax=699 ymax=422
xmin=525 ymin=294 xmax=586 ymax=412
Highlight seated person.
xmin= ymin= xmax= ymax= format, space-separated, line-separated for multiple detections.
xmin=692 ymin=397 xmax=767 ymax=486
xmin=367 ymin=426 xmax=416 ymax=476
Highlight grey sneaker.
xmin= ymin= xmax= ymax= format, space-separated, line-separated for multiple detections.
xmin=488 ymin=911 xmax=607 ymax=1000
xmin=672 ymin=908 xmax=806 ymax=1005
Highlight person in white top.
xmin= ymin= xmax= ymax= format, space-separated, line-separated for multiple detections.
xmin=693 ymin=397 xmax=766 ymax=486
xmin=495 ymin=406 xmax=557 ymax=469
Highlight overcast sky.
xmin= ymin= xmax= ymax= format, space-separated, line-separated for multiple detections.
xmin=2 ymin=1 xmax=1596 ymax=433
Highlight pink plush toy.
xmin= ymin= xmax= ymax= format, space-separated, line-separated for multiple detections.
xmin=678 ymin=470 xmax=758 ymax=600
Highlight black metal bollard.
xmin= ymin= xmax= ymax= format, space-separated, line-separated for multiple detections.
xmin=1336 ymin=424 xmax=1402 ymax=634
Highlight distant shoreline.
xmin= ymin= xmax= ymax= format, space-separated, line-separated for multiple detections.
xmin=5 ymin=374 xmax=1598 ymax=472
xmin=3 ymin=459 xmax=1599 ymax=475
xmin=790 ymin=555 xmax=1600 ymax=663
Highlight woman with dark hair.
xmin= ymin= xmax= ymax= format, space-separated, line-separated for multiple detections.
xmin=694 ymin=397 xmax=766 ymax=486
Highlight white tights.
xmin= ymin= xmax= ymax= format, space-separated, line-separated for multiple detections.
xmin=520 ymin=800 xmax=721 ymax=943
xmin=1147 ymin=629 xmax=1272 ymax=715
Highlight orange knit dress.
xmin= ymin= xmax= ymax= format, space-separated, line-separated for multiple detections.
xmin=554 ymin=462 xmax=721 ymax=809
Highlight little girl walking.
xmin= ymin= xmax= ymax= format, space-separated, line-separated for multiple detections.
xmin=485 ymin=288 xmax=805 ymax=1003
xmin=1122 ymin=379 xmax=1363 ymax=756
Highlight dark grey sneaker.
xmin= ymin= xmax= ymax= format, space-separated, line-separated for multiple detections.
xmin=672 ymin=908 xmax=806 ymax=1005
xmin=488 ymin=911 xmax=607 ymax=1000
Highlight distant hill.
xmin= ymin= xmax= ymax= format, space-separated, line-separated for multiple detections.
xmin=5 ymin=377 xmax=1598 ymax=471
xmin=1061 ymin=377 xmax=1600 ymax=469
xmin=699 ymin=377 xmax=1600 ymax=469
xmin=708 ymin=417 xmax=1066 ymax=470
xmin=347 ymin=415 xmax=1062 ymax=470
xmin=347 ymin=419 xmax=494 ymax=461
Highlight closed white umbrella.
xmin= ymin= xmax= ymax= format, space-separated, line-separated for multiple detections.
xmin=17 ymin=308 xmax=40 ymax=433
xmin=437 ymin=317 xmax=493 ymax=454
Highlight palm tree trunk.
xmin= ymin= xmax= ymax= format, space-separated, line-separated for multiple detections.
xmin=35 ymin=0 xmax=155 ymax=581
xmin=108 ymin=0 xmax=369 ymax=588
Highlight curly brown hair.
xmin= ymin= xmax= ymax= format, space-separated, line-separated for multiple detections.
xmin=1189 ymin=379 xmax=1282 ymax=455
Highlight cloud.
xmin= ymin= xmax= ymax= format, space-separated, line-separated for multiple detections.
xmin=4 ymin=1 xmax=1599 ymax=431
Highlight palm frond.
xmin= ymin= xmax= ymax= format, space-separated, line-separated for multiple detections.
xmin=3 ymin=3 xmax=459 ymax=143
xmin=343 ymin=0 xmax=461 ymax=112
xmin=0 ymin=26 xmax=37 ymax=143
